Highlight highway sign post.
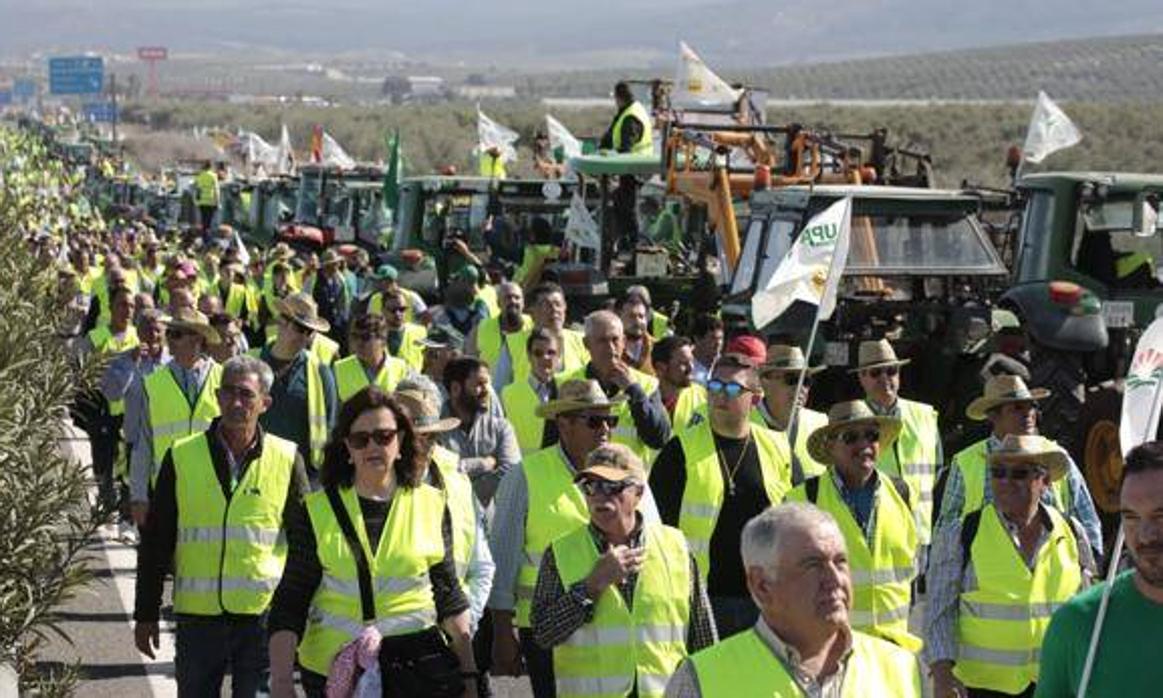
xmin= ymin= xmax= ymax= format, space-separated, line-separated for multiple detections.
xmin=49 ymin=56 xmax=104 ymax=95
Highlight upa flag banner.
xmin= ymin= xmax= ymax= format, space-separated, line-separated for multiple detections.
xmin=673 ymin=41 xmax=741 ymax=107
xmin=1022 ymin=91 xmax=1082 ymax=164
xmin=751 ymin=197 xmax=852 ymax=329
xmin=1120 ymin=318 xmax=1163 ymax=454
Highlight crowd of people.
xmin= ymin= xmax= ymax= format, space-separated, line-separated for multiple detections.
xmin=25 ymin=122 xmax=1161 ymax=698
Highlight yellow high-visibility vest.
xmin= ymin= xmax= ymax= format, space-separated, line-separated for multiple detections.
xmin=87 ymin=325 xmax=140 ymax=417
xmin=432 ymin=445 xmax=475 ymax=592
xmin=676 ymin=421 xmax=792 ymax=581
xmin=513 ymin=244 xmax=559 ymax=287
xmin=555 ymin=365 xmax=660 ymax=466
xmin=670 ymin=384 xmax=707 ymax=433
xmin=951 ymin=437 xmax=1073 ymax=519
xmin=512 ymin=328 xmax=588 ymax=385
xmin=171 ymin=431 xmax=296 ymax=615
xmin=297 ymin=484 xmax=446 ymax=676
xmin=552 ymin=523 xmax=691 ymax=698
xmin=501 ymin=378 xmax=547 ymax=454
xmin=145 ymin=362 xmax=223 ymax=478
xmin=479 ymin=152 xmax=507 ymax=179
xmin=333 ymin=354 xmax=410 ymax=403
xmin=649 ymin=311 xmax=670 ymax=341
xmin=387 ymin=323 xmax=427 ymax=372
xmin=195 ymin=170 xmax=220 ymax=207
xmin=874 ymin=398 xmax=940 ymax=544
xmin=611 ymin=101 xmax=654 ymax=155
xmin=476 ymin=314 xmax=533 ymax=372
xmin=221 ymin=283 xmax=248 ymax=318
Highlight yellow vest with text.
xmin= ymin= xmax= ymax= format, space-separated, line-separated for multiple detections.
xmin=677 ymin=421 xmax=792 ymax=580
xmin=786 ymin=473 xmax=920 ymax=652
xmin=171 ymin=431 xmax=296 ymax=615
xmin=516 ymin=447 xmax=590 ymax=627
xmin=691 ymin=628 xmax=922 ymax=698
xmin=298 ymin=484 xmax=446 ymax=676
xmin=556 ymin=365 xmax=660 ymax=466
xmin=611 ymin=101 xmax=654 ymax=155
xmin=874 ymin=398 xmax=940 ymax=544
xmin=501 ymin=378 xmax=547 ymax=454
xmin=145 ymin=362 xmax=223 ymax=476
xmin=433 ymin=445 xmax=476 ymax=591
xmin=333 ymin=354 xmax=410 ymax=403
xmin=670 ymin=384 xmax=707 ymax=433
xmin=88 ymin=325 xmax=140 ymax=416
xmin=552 ymin=523 xmax=691 ymax=698
xmin=954 ymin=503 xmax=1082 ymax=694
xmin=951 ymin=437 xmax=1073 ymax=519
xmin=388 ymin=323 xmax=428 ymax=372
xmin=477 ymin=314 xmax=534 ymax=374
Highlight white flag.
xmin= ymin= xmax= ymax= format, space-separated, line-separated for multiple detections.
xmin=321 ymin=131 xmax=355 ymax=169
xmin=1120 ymin=318 xmax=1163 ymax=455
xmin=1022 ymin=91 xmax=1082 ymax=164
xmin=563 ymin=192 xmax=601 ymax=251
xmin=751 ymin=197 xmax=852 ymax=328
xmin=673 ymin=41 xmax=742 ymax=107
xmin=275 ymin=124 xmax=295 ymax=175
xmin=477 ymin=109 xmax=519 ymax=163
xmin=545 ymin=114 xmax=581 ymax=160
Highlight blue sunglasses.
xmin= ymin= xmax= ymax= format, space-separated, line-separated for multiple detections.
xmin=707 ymin=379 xmax=755 ymax=399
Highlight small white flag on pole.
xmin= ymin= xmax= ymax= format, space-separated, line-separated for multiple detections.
xmin=477 ymin=108 xmax=519 ymax=163
xmin=275 ymin=124 xmax=295 ymax=175
xmin=673 ymin=41 xmax=742 ymax=107
xmin=751 ymin=197 xmax=852 ymax=328
xmin=1022 ymin=91 xmax=1082 ymax=164
xmin=545 ymin=114 xmax=582 ymax=160
xmin=321 ymin=131 xmax=355 ymax=169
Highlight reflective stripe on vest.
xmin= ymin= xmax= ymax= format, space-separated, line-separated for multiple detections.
xmin=874 ymin=398 xmax=939 ymax=544
xmin=516 ymin=447 xmax=589 ymax=627
xmin=552 ymin=524 xmax=691 ymax=698
xmin=953 ymin=437 xmax=1073 ymax=519
xmin=953 ymin=504 xmax=1082 ymax=694
xmin=677 ymin=422 xmax=791 ymax=580
xmin=786 ymin=473 xmax=920 ymax=652
xmin=611 ymin=101 xmax=654 ymax=155
xmin=433 ymin=445 xmax=476 ymax=587
xmin=333 ymin=354 xmax=409 ymax=403
xmin=304 ymin=353 xmax=328 ymax=468
xmin=692 ymin=629 xmax=922 ymax=698
xmin=172 ymin=432 xmax=296 ymax=615
xmin=501 ymin=379 xmax=547 ymax=454
xmin=297 ymin=484 xmax=446 ymax=676
xmin=556 ymin=365 xmax=660 ymax=466
xmin=145 ymin=362 xmax=223 ymax=476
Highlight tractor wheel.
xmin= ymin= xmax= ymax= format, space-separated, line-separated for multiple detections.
xmin=1028 ymin=345 xmax=1087 ymax=456
xmin=1076 ymin=382 xmax=1125 ymax=515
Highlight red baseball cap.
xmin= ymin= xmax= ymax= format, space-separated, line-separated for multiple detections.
xmin=722 ymin=335 xmax=767 ymax=368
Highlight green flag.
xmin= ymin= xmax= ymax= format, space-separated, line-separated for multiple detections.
xmin=382 ymin=130 xmax=402 ymax=220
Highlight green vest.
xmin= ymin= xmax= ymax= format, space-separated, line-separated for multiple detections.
xmin=611 ymin=101 xmax=654 ymax=155
xmin=432 ymin=445 xmax=476 ymax=589
xmin=298 ymin=484 xmax=446 ymax=676
xmin=477 ymin=314 xmax=533 ymax=376
xmin=691 ymin=628 xmax=922 ymax=698
xmin=556 ymin=365 xmax=660 ymax=466
xmin=873 ymin=398 xmax=940 ymax=544
xmin=501 ymin=378 xmax=547 ymax=454
xmin=952 ymin=437 xmax=1073 ymax=519
xmin=171 ymin=431 xmax=296 ymax=615
xmin=388 ymin=323 xmax=427 ymax=372
xmin=954 ymin=504 xmax=1082 ymax=694
xmin=88 ymin=325 xmax=140 ymax=416
xmin=145 ymin=362 xmax=223 ymax=477
xmin=333 ymin=354 xmax=409 ymax=403
xmin=552 ymin=524 xmax=691 ymax=698
xmin=516 ymin=447 xmax=590 ymax=627
xmin=786 ymin=473 xmax=920 ymax=652
xmin=670 ymin=384 xmax=707 ymax=433
xmin=677 ymin=421 xmax=792 ymax=580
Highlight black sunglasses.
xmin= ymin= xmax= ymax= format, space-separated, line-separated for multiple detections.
xmin=580 ymin=478 xmax=637 ymax=497
xmin=989 ymin=465 xmax=1045 ymax=481
xmin=839 ymin=429 xmax=880 ymax=445
xmin=571 ymin=414 xmax=619 ymax=430
xmin=866 ymin=366 xmax=899 ymax=379
xmin=347 ymin=428 xmax=399 ymax=449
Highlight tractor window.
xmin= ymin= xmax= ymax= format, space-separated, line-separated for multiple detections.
xmin=844 ymin=211 xmax=999 ymax=273
xmin=1077 ymin=197 xmax=1163 ymax=287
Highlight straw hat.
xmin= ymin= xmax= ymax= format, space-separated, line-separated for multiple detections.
xmin=759 ymin=345 xmax=826 ymax=377
xmin=320 ymin=248 xmax=343 ymax=267
xmin=167 ymin=307 xmax=221 ymax=345
xmin=574 ymin=443 xmax=647 ymax=484
xmin=965 ymin=374 xmax=1051 ymax=421
xmin=267 ymin=242 xmax=296 ymax=263
xmin=394 ymin=389 xmax=460 ymax=434
xmin=807 ymin=400 xmax=902 ymax=464
xmin=535 ymin=379 xmax=627 ymax=419
xmin=273 ymin=292 xmax=331 ymax=333
xmin=848 ymin=339 xmax=910 ymax=373
xmin=988 ymin=434 xmax=1069 ymax=482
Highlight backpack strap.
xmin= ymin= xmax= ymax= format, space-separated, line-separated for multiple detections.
xmin=325 ymin=487 xmax=376 ymax=622
xmin=804 ymin=476 xmax=820 ymax=505
xmin=960 ymin=509 xmax=983 ymax=576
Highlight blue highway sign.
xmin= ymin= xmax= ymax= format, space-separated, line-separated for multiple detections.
xmin=49 ymin=56 xmax=104 ymax=95
xmin=81 ymin=101 xmax=117 ymax=123
xmin=13 ymin=79 xmax=36 ymax=100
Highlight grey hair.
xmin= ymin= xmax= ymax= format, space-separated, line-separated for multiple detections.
xmin=396 ymin=373 xmax=444 ymax=410
xmin=498 ymin=280 xmax=522 ymax=296
xmin=135 ymin=308 xmax=168 ymax=331
xmin=740 ymin=503 xmax=843 ymax=580
xmin=222 ymin=355 xmax=274 ymax=395
xmin=584 ymin=309 xmax=622 ymax=339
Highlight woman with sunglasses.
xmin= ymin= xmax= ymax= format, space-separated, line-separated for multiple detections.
xmin=268 ymin=387 xmax=476 ymax=698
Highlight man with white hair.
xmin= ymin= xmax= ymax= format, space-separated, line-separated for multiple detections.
xmin=665 ymin=503 xmax=922 ymax=697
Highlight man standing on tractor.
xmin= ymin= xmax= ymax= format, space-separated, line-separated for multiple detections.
xmin=600 ymin=81 xmax=654 ymax=249
xmin=194 ymin=160 xmax=220 ymax=237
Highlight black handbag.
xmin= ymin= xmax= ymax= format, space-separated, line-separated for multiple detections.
xmin=325 ymin=487 xmax=465 ymax=698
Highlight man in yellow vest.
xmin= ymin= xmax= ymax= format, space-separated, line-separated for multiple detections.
xmin=753 ymin=344 xmax=830 ymax=484
xmin=666 ymin=503 xmax=923 ymax=697
xmin=787 ymin=401 xmax=921 ymax=652
xmin=601 ymin=81 xmax=654 ymax=247
xmin=133 ymin=355 xmax=308 ymax=697
xmin=366 ymin=263 xmax=427 ymax=324
xmin=480 ymin=144 xmax=507 ymax=179
xmin=215 ymin=259 xmax=250 ymax=325
xmin=126 ymin=307 xmax=222 ymax=524
xmin=510 ymin=281 xmax=588 ymax=383
xmin=256 ymin=292 xmax=337 ymax=478
xmin=852 ymin=339 xmax=942 ymax=548
xmin=649 ymin=337 xmax=794 ymax=638
xmin=619 ymin=291 xmax=655 ymax=375
xmin=194 ymin=159 xmax=220 ymax=235
xmin=651 ymin=335 xmax=707 ymax=433
xmin=502 ymin=327 xmax=559 ymax=454
xmin=380 ymin=288 xmax=428 ymax=371
xmin=489 ymin=379 xmax=661 ymax=698
xmin=936 ymin=374 xmax=1104 ymax=558
xmin=924 ymin=435 xmax=1093 ymax=698
xmin=532 ymin=443 xmax=717 ymax=698
xmin=333 ymin=313 xmax=412 ymax=402
xmin=467 ymin=280 xmax=532 ymax=388
xmin=625 ymin=285 xmax=672 ymax=342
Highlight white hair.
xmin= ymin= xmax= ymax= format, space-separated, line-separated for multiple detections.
xmin=584 ymin=309 xmax=622 ymax=339
xmin=222 ymin=355 xmax=274 ymax=395
xmin=740 ymin=503 xmax=843 ymax=581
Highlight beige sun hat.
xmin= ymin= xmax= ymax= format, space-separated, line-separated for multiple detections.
xmin=274 ymin=292 xmax=331 ymax=334
xmin=848 ymin=339 xmax=910 ymax=374
xmin=167 ymin=307 xmax=221 ymax=345
xmin=965 ymin=374 xmax=1051 ymax=421
xmin=535 ymin=379 xmax=627 ymax=419
xmin=574 ymin=443 xmax=647 ymax=484
xmin=807 ymin=400 xmax=902 ymax=464
xmin=759 ymin=345 xmax=826 ymax=378
xmin=267 ymin=242 xmax=296 ymax=263
xmin=988 ymin=434 xmax=1068 ymax=482
xmin=394 ymin=389 xmax=461 ymax=434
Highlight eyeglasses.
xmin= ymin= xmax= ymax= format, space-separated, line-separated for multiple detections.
xmin=865 ymin=366 xmax=899 ymax=379
xmin=570 ymin=414 xmax=619 ymax=430
xmin=579 ymin=478 xmax=637 ymax=497
xmin=707 ymin=379 xmax=755 ymax=399
xmin=347 ymin=428 xmax=399 ymax=449
xmin=989 ymin=465 xmax=1045 ymax=481
xmin=218 ymin=384 xmax=259 ymax=403
xmin=782 ymin=374 xmax=813 ymax=388
xmin=839 ymin=429 xmax=880 ymax=445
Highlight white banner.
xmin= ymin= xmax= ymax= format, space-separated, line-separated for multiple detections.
xmin=751 ymin=197 xmax=852 ymax=328
xmin=546 ymin=114 xmax=581 ymax=160
xmin=321 ymin=131 xmax=355 ymax=170
xmin=477 ymin=109 xmax=519 ymax=163
xmin=673 ymin=41 xmax=742 ymax=107
xmin=1120 ymin=318 xmax=1163 ymax=455
xmin=563 ymin=192 xmax=601 ymax=252
xmin=1022 ymin=91 xmax=1082 ymax=164
xmin=275 ymin=123 xmax=295 ymax=175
